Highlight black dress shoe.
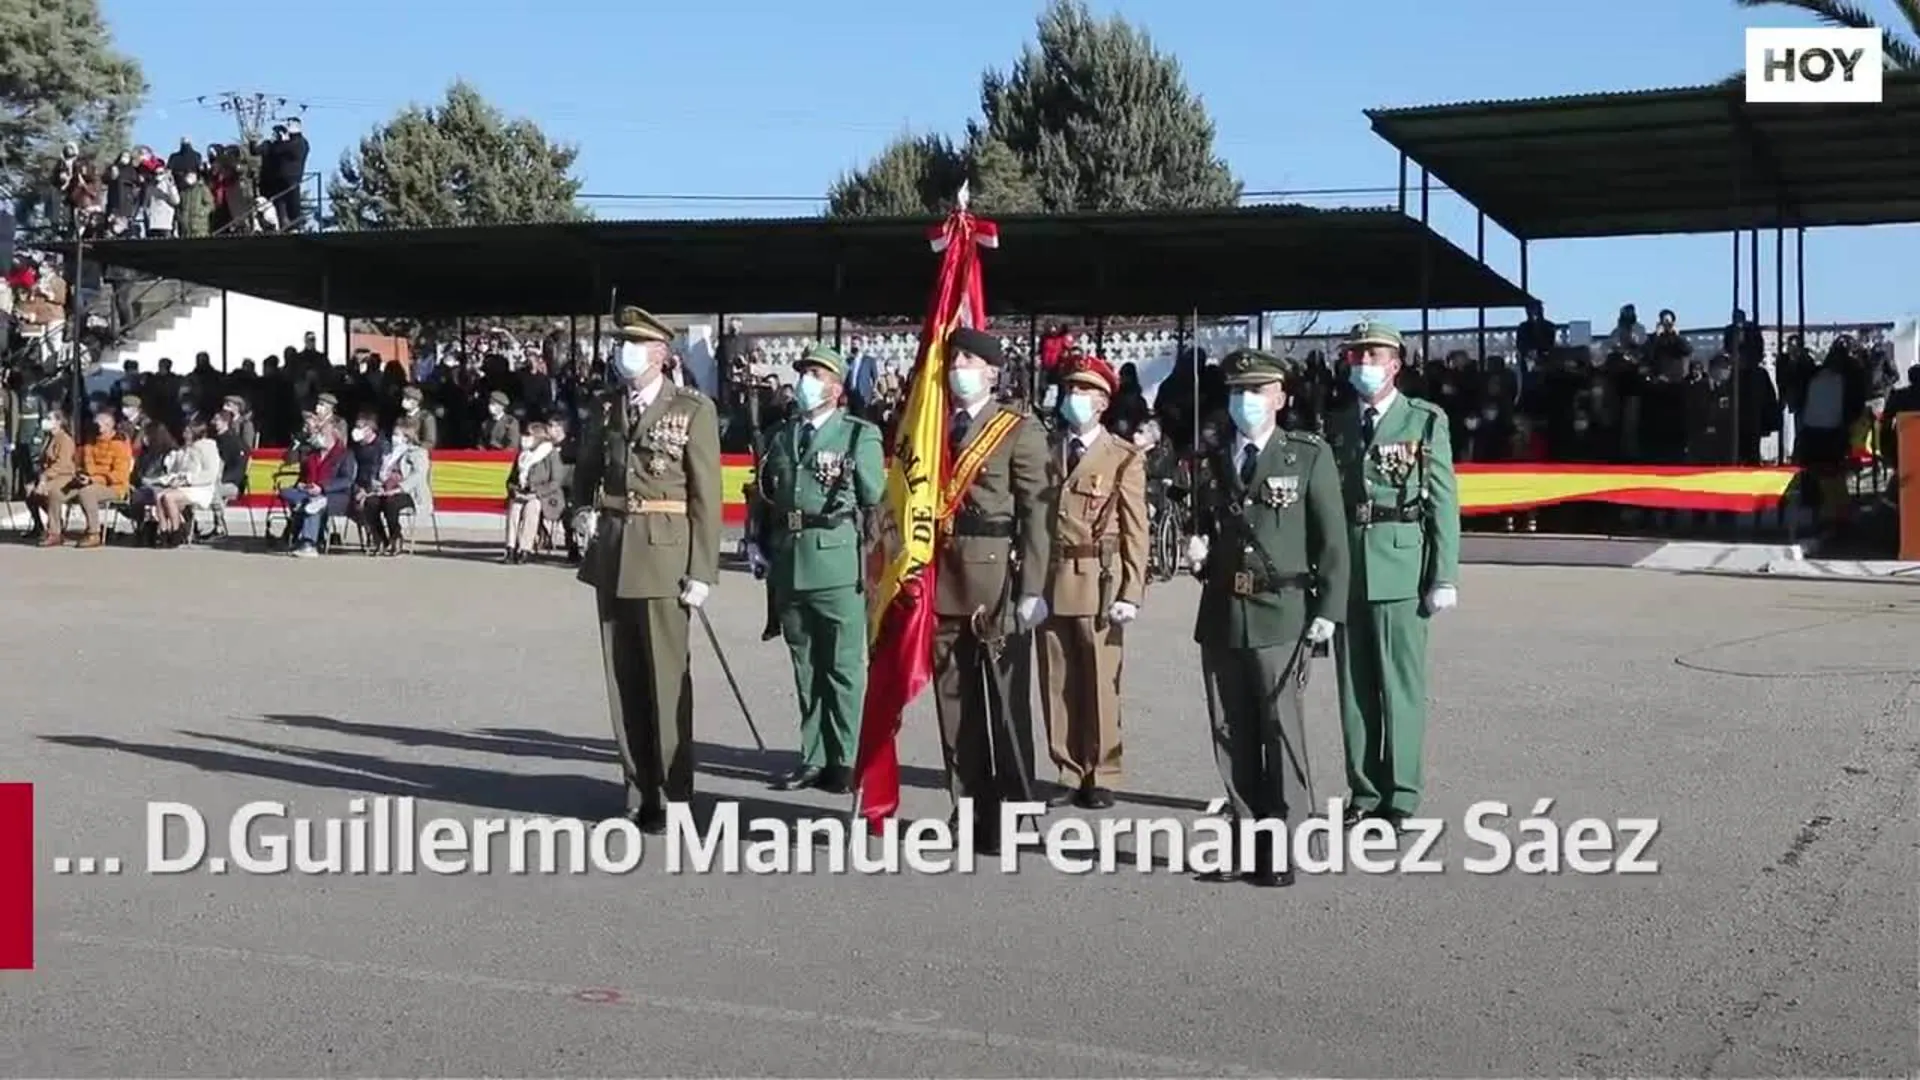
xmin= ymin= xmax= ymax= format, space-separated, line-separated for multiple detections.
xmin=816 ymin=765 xmax=851 ymax=795
xmin=629 ymin=805 xmax=668 ymax=835
xmin=1246 ymin=868 xmax=1296 ymax=888
xmin=1341 ymin=805 xmax=1376 ymax=828
xmin=1081 ymin=786 xmax=1116 ymax=810
xmin=1194 ymin=868 xmax=1242 ymax=883
xmin=1046 ymin=783 xmax=1078 ymax=808
xmin=974 ymin=824 xmax=1001 ymax=856
xmin=772 ymin=765 xmax=823 ymax=791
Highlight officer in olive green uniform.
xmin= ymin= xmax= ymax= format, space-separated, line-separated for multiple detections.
xmin=1188 ymin=349 xmax=1349 ymax=887
xmin=1328 ymin=321 xmax=1461 ymax=828
xmin=932 ymin=326 xmax=1052 ymax=854
xmin=746 ymin=343 xmax=887 ymax=794
xmin=572 ymin=306 xmax=723 ymax=833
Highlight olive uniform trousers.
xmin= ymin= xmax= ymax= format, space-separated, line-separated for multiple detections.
xmin=597 ymin=593 xmax=695 ymax=811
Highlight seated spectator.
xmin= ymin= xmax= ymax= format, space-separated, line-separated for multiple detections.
xmin=278 ymin=421 xmax=356 ymax=558
xmin=45 ymin=412 xmax=132 ymax=548
xmin=210 ymin=408 xmax=249 ymax=502
xmin=502 ymin=421 xmax=565 ymax=564
xmin=346 ymin=412 xmax=389 ymax=548
xmin=481 ymin=392 xmax=520 ymax=449
xmin=22 ymin=410 xmax=77 ymax=544
xmin=361 ymin=417 xmax=430 ymax=555
xmin=144 ymin=417 xmax=222 ymax=546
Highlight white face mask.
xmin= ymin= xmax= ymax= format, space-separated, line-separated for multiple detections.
xmin=391 ymin=432 xmax=408 ymax=447
xmin=401 ymin=399 xmax=419 ymax=413
xmin=519 ymin=435 xmax=535 ymax=450
xmin=353 ymin=427 xmax=374 ymax=443
xmin=489 ymin=404 xmax=504 ymax=419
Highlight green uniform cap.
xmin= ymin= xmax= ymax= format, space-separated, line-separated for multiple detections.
xmin=1343 ymin=320 xmax=1403 ymax=351
xmin=1222 ymin=347 xmax=1296 ymax=387
xmin=613 ymin=305 xmax=673 ymax=344
xmin=793 ymin=342 xmax=846 ymax=378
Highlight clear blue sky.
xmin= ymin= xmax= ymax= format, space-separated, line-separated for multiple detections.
xmin=106 ymin=0 xmax=1916 ymax=332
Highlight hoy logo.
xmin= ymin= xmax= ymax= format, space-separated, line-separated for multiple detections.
xmin=1746 ymin=27 xmax=1883 ymax=103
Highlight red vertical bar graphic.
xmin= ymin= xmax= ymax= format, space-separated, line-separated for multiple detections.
xmin=0 ymin=784 xmax=32 ymax=970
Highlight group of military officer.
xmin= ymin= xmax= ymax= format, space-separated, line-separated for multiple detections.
xmin=573 ymin=306 xmax=1460 ymax=891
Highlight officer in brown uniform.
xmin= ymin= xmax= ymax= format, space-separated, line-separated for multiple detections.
xmin=931 ymin=326 xmax=1052 ymax=852
xmin=1037 ymin=353 xmax=1148 ymax=810
xmin=571 ymin=306 xmax=723 ymax=833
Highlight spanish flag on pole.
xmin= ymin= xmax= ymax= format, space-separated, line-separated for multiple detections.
xmin=852 ymin=186 xmax=997 ymax=825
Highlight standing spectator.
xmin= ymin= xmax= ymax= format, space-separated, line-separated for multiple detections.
xmin=175 ymin=170 xmax=213 ymax=237
xmin=142 ymin=167 xmax=180 ymax=238
xmin=258 ymin=121 xmax=309 ymax=229
xmin=166 ymin=137 xmax=202 ymax=189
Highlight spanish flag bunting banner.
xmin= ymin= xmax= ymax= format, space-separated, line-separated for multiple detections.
xmin=1456 ymin=463 xmax=1799 ymax=514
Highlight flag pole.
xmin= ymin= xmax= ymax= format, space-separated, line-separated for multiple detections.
xmin=1191 ymin=306 xmax=1201 ymax=451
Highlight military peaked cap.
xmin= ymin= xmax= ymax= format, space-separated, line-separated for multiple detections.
xmin=794 ymin=342 xmax=847 ymax=378
xmin=947 ymin=326 xmax=1005 ymax=366
xmin=1343 ymin=320 xmax=1404 ymax=352
xmin=1221 ymin=347 xmax=1297 ymax=387
xmin=613 ymin=305 xmax=673 ymax=345
xmin=1059 ymin=352 xmax=1119 ymax=394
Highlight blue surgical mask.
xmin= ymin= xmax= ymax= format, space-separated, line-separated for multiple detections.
xmin=796 ymin=373 xmax=831 ymax=412
xmin=613 ymin=341 xmax=653 ymax=382
xmin=1349 ymin=364 xmax=1391 ymax=397
xmin=947 ymin=366 xmax=985 ymax=401
xmin=1227 ymin=391 xmax=1270 ymax=435
xmin=1059 ymin=392 xmax=1098 ymax=429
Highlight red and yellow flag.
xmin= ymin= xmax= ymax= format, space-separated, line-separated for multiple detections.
xmin=852 ymin=195 xmax=994 ymax=824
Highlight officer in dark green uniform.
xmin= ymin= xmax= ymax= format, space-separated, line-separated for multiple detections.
xmin=1188 ymin=348 xmax=1349 ymax=887
xmin=746 ymin=343 xmax=887 ymax=794
xmin=1327 ymin=321 xmax=1460 ymax=829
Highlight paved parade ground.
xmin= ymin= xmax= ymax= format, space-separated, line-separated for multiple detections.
xmin=1 ymin=541 xmax=1915 ymax=1076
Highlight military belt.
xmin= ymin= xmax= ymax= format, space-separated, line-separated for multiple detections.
xmin=780 ymin=509 xmax=856 ymax=531
xmin=946 ymin=517 xmax=1016 ymax=539
xmin=1353 ymin=503 xmax=1422 ymax=525
xmin=1229 ymin=570 xmax=1316 ymax=597
xmin=1054 ymin=538 xmax=1119 ymax=559
xmin=597 ymin=493 xmax=688 ymax=515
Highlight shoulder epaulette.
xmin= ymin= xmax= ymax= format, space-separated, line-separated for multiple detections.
xmin=845 ymin=413 xmax=880 ymax=432
xmin=671 ymin=384 xmax=710 ymax=405
xmin=1284 ymin=429 xmax=1325 ymax=446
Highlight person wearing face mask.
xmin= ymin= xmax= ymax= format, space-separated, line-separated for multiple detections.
xmin=363 ymin=418 xmax=431 ymax=555
xmin=745 ymin=344 xmax=886 ymax=794
xmin=397 ymin=385 xmax=437 ymax=449
xmin=570 ymin=306 xmax=722 ymax=835
xmin=346 ymin=412 xmax=389 ymax=541
xmin=1183 ymin=349 xmax=1347 ymax=887
xmin=481 ymin=391 xmax=520 ymax=449
xmin=1035 ymin=354 xmax=1147 ymax=811
xmin=503 ymin=422 xmax=566 ymax=564
xmin=928 ymin=326 xmax=1052 ymax=854
xmin=1686 ymin=356 xmax=1737 ymax=464
xmin=1327 ymin=321 xmax=1460 ymax=833
xmin=22 ymin=409 xmax=77 ymax=543
xmin=279 ymin=419 xmax=356 ymax=557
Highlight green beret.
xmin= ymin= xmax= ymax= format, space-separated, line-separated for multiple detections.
xmin=1343 ymin=320 xmax=1403 ymax=352
xmin=120 ymin=394 xmax=142 ymax=407
xmin=793 ymin=342 xmax=846 ymax=379
xmin=613 ymin=305 xmax=673 ymax=345
xmin=1222 ymin=347 xmax=1296 ymax=387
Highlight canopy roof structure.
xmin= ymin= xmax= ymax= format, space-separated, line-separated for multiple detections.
xmin=1366 ymin=71 xmax=1920 ymax=239
xmin=86 ymin=206 xmax=1530 ymax=319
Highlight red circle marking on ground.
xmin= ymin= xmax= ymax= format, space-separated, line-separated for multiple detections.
xmin=573 ymin=988 xmax=623 ymax=1004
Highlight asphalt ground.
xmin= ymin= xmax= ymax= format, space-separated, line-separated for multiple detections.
xmin=0 ymin=540 xmax=1915 ymax=1077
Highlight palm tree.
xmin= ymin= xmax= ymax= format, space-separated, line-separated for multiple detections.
xmin=1735 ymin=0 xmax=1920 ymax=69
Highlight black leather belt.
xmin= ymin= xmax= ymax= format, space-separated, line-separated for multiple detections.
xmin=1054 ymin=540 xmax=1118 ymax=559
xmin=781 ymin=509 xmax=856 ymax=531
xmin=1229 ymin=571 xmax=1315 ymax=597
xmin=1354 ymin=503 xmax=1423 ymax=525
xmin=948 ymin=517 xmax=1016 ymax=538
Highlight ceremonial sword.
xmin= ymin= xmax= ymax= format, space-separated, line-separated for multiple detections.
xmin=696 ymin=605 xmax=767 ymax=752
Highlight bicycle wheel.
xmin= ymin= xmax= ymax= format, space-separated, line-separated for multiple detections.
xmin=1152 ymin=503 xmax=1179 ymax=581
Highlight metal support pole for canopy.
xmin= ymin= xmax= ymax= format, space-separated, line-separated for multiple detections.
xmin=1774 ymin=223 xmax=1786 ymax=464
xmin=220 ymin=290 xmax=229 ymax=372
xmin=67 ymin=234 xmax=83 ymax=414
xmin=832 ymin=261 xmax=846 ymax=349
xmin=1474 ymin=211 xmax=1487 ymax=361
xmin=1255 ymin=312 xmax=1267 ymax=349
xmin=1748 ymin=226 xmax=1761 ymax=466
xmin=833 ymin=316 xmax=844 ymax=349
xmin=1189 ymin=306 xmax=1200 ymax=452
xmin=1397 ymin=153 xmax=1408 ymax=215
xmin=1795 ymin=227 xmax=1806 ymax=342
xmin=319 ymin=268 xmax=331 ymax=362
xmin=813 ymin=313 xmax=824 ymax=341
xmin=1418 ymin=167 xmax=1432 ymax=361
xmin=1094 ymin=315 xmax=1105 ymax=356
xmin=1730 ymin=232 xmax=1741 ymax=316
xmin=590 ymin=264 xmax=603 ymax=378
xmin=1519 ymin=240 xmax=1529 ymax=294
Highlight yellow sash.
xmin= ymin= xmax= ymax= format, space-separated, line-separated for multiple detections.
xmin=939 ymin=410 xmax=1022 ymax=524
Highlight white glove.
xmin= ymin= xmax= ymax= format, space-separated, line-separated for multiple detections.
xmin=1185 ymin=535 xmax=1209 ymax=569
xmin=1306 ymin=616 xmax=1335 ymax=644
xmin=1015 ymin=595 xmax=1048 ymax=629
xmin=572 ymin=508 xmax=600 ymax=539
xmin=1107 ymin=601 xmax=1138 ymax=625
xmin=744 ymin=542 xmax=769 ymax=577
xmin=1425 ymin=584 xmax=1457 ymax=613
xmin=679 ymin=579 xmax=710 ymax=608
